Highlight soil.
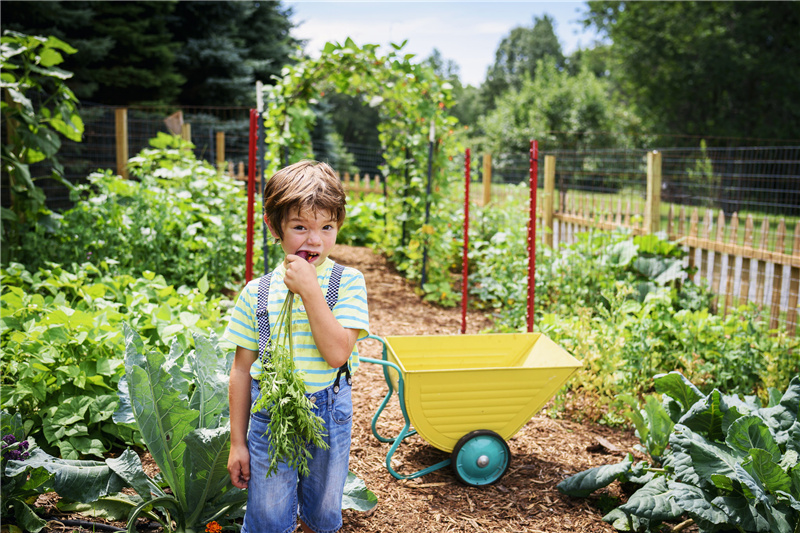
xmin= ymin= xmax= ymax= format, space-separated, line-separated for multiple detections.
xmin=37 ymin=244 xmax=651 ymax=533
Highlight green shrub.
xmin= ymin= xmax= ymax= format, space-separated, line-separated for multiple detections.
xmin=7 ymin=133 xmax=252 ymax=293
xmin=0 ymin=261 xmax=227 ymax=458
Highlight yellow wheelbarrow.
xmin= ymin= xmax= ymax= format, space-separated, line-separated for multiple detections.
xmin=360 ymin=332 xmax=581 ymax=486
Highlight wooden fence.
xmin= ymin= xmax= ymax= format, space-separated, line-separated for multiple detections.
xmin=537 ymin=153 xmax=800 ymax=336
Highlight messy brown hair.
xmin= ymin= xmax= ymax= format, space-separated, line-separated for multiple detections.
xmin=262 ymin=160 xmax=347 ymax=240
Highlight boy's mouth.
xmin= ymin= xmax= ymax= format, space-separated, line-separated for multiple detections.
xmin=295 ymin=250 xmax=319 ymax=263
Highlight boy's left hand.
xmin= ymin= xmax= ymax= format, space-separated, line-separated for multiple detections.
xmin=283 ymin=254 xmax=318 ymax=297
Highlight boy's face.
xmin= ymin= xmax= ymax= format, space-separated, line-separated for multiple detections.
xmin=267 ymin=207 xmax=339 ymax=266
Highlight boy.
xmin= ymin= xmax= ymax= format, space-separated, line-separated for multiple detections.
xmin=225 ymin=160 xmax=370 ymax=533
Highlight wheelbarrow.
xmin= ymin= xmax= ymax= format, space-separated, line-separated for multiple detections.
xmin=360 ymin=332 xmax=582 ymax=486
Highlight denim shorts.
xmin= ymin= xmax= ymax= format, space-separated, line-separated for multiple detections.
xmin=242 ymin=377 xmax=353 ymax=533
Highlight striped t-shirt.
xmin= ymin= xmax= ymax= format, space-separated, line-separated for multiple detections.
xmin=222 ymin=258 xmax=370 ymax=393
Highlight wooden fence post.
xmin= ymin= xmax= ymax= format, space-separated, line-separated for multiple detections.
xmin=115 ymin=108 xmax=128 ymax=179
xmin=787 ymin=221 xmax=800 ymax=336
xmin=543 ymin=155 xmax=555 ymax=247
xmin=770 ymin=220 xmax=786 ymax=330
xmin=181 ymin=123 xmax=191 ymax=144
xmin=645 ymin=150 xmax=662 ymax=234
xmin=482 ymin=153 xmax=492 ymax=206
xmin=216 ymin=131 xmax=225 ymax=169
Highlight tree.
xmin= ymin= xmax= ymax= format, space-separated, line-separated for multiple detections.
xmin=1 ymin=1 xmax=299 ymax=106
xmin=584 ymin=1 xmax=800 ymax=140
xmin=168 ymin=1 xmax=298 ymax=105
xmin=477 ymin=58 xmax=642 ymax=155
xmin=1 ymin=0 xmax=183 ymax=104
xmin=480 ymin=15 xmax=565 ymax=110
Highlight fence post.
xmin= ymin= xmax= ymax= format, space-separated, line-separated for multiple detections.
xmin=645 ymin=150 xmax=662 ymax=234
xmin=543 ymin=155 xmax=556 ymax=247
xmin=216 ymin=131 xmax=225 ymax=169
xmin=787 ymin=221 xmax=800 ymax=336
xmin=115 ymin=108 xmax=128 ymax=179
xmin=181 ymin=123 xmax=191 ymax=144
xmin=482 ymin=153 xmax=492 ymax=206
xmin=769 ymin=220 xmax=786 ymax=330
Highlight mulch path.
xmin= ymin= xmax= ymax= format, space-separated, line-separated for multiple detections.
xmin=38 ymin=244 xmax=651 ymax=533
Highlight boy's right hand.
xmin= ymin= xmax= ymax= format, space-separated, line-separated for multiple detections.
xmin=227 ymin=443 xmax=251 ymax=489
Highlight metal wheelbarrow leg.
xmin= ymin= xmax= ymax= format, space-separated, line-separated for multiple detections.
xmin=361 ymin=335 xmax=452 ymax=480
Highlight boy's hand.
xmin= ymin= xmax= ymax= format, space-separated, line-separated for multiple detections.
xmin=283 ymin=254 xmax=318 ymax=297
xmin=227 ymin=443 xmax=251 ymax=489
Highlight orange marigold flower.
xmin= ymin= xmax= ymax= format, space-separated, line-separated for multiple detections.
xmin=206 ymin=521 xmax=223 ymax=533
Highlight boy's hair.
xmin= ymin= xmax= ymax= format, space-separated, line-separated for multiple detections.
xmin=263 ymin=160 xmax=347 ymax=239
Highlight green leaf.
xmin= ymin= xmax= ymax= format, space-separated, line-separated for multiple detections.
xmin=188 ymin=334 xmax=229 ymax=429
xmin=726 ymin=416 xmax=781 ymax=462
xmin=6 ymin=448 xmax=125 ymax=502
xmin=183 ymin=426 xmax=244 ymax=526
xmin=57 ymin=493 xmax=145 ymax=522
xmin=15 ymin=500 xmax=48 ymax=533
xmin=617 ymin=476 xmax=683 ymax=521
xmin=606 ymin=239 xmax=638 ymax=266
xmin=744 ymin=448 xmax=792 ymax=495
xmin=105 ymin=448 xmax=163 ymax=500
xmin=557 ymin=454 xmax=634 ymax=497
xmin=679 ymin=389 xmax=729 ymax=442
xmin=342 ymin=471 xmax=378 ymax=512
xmin=668 ymin=480 xmax=729 ymax=525
xmin=123 ymin=324 xmax=198 ymax=508
xmin=654 ymin=371 xmax=704 ymax=413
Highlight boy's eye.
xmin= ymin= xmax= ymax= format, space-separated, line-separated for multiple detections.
xmin=323 ymin=224 xmax=334 ymax=230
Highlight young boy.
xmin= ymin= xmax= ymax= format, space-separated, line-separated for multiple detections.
xmin=224 ymin=160 xmax=370 ymax=533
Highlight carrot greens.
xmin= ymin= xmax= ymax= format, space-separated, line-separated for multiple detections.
xmin=252 ymin=293 xmax=328 ymax=478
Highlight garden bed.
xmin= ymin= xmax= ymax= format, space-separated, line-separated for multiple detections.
xmin=37 ymin=244 xmax=649 ymax=533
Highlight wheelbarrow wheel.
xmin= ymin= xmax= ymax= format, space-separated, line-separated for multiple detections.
xmin=451 ymin=430 xmax=510 ymax=486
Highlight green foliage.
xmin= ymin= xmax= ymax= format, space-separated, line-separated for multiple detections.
xmin=337 ymin=193 xmax=387 ymax=247
xmin=584 ymin=1 xmax=800 ymax=140
xmin=1 ymin=30 xmax=83 ymax=257
xmin=477 ymin=57 xmax=642 ymax=155
xmin=262 ymin=38 xmax=462 ymax=296
xmin=7 ymin=133 xmax=251 ymax=292
xmin=2 ymin=412 xmax=51 ymax=532
xmin=558 ymin=372 xmax=800 ymax=533
xmin=480 ymin=14 xmax=565 ymax=110
xmin=252 ymin=294 xmax=329 ymax=478
xmin=114 ymin=326 xmax=247 ymax=532
xmin=0 ymin=261 xmax=225 ymax=459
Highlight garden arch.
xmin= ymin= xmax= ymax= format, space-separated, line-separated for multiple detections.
xmin=259 ymin=39 xmax=462 ymax=281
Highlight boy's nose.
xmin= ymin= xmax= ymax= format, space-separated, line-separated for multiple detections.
xmin=306 ymin=231 xmax=322 ymax=245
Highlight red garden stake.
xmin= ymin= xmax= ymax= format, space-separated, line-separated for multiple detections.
xmin=245 ymin=109 xmax=258 ymax=283
xmin=527 ymin=140 xmax=538 ymax=333
xmin=461 ymin=149 xmax=471 ymax=334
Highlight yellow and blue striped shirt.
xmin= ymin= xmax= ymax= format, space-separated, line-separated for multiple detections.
xmin=222 ymin=258 xmax=370 ymax=393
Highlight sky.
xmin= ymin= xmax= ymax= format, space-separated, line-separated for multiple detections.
xmin=285 ymin=1 xmax=601 ymax=87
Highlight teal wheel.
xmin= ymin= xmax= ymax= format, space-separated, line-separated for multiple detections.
xmin=451 ymin=430 xmax=510 ymax=486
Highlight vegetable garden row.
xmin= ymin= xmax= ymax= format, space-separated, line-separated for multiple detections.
xmin=2 ymin=133 xmax=798 ymax=531
xmin=2 ymin=32 xmax=798 ymax=533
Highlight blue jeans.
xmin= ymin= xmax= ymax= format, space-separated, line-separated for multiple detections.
xmin=243 ymin=378 xmax=353 ymax=533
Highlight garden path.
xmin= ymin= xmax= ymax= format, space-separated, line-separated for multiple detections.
xmin=331 ymin=244 xmax=640 ymax=533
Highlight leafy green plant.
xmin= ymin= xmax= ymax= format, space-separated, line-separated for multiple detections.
xmin=0 ymin=261 xmax=226 ymax=458
xmin=8 ymin=133 xmax=251 ymax=292
xmin=115 ymin=325 xmax=377 ymax=532
xmin=558 ymin=372 xmax=800 ymax=533
xmin=252 ymin=293 xmax=328 ymax=478
xmin=1 ymin=31 xmax=83 ymax=260
xmin=114 ymin=325 xmax=247 ymax=532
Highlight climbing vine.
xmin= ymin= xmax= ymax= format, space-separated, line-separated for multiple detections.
xmin=262 ymin=38 xmax=463 ymax=292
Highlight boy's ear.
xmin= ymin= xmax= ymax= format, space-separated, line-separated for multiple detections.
xmin=264 ymin=215 xmax=280 ymax=240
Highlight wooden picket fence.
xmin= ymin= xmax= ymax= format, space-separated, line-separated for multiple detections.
xmin=538 ymin=153 xmax=800 ymax=336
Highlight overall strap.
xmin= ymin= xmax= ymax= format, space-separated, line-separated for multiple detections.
xmin=255 ymin=263 xmax=345 ymax=365
xmin=255 ymin=272 xmax=273 ymax=363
